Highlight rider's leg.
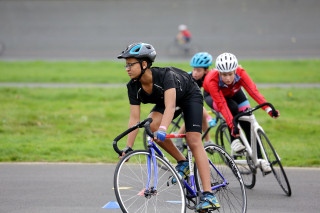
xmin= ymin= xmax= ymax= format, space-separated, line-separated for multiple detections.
xmin=202 ymin=108 xmax=212 ymax=142
xmin=187 ymin=131 xmax=212 ymax=192
xmin=182 ymin=96 xmax=213 ymax=193
xmin=226 ymin=98 xmax=246 ymax=152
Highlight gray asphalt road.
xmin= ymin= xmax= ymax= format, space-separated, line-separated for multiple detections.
xmin=0 ymin=0 xmax=320 ymax=61
xmin=0 ymin=163 xmax=319 ymax=213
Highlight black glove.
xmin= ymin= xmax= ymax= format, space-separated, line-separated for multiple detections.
xmin=120 ymin=146 xmax=133 ymax=157
xmin=231 ymin=126 xmax=240 ymax=138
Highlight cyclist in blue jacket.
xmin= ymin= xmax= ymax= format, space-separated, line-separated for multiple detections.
xmin=117 ymin=42 xmax=220 ymax=211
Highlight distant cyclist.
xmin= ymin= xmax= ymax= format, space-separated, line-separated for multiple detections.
xmin=117 ymin=42 xmax=220 ymax=211
xmin=203 ymin=52 xmax=280 ymax=173
xmin=176 ymin=24 xmax=192 ymax=45
xmin=175 ymin=52 xmax=216 ymax=148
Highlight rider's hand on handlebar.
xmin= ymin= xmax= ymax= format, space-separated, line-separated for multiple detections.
xmin=154 ymin=128 xmax=167 ymax=142
xmin=118 ymin=146 xmax=133 ymax=159
xmin=231 ymin=126 xmax=240 ymax=138
xmin=266 ymin=107 xmax=280 ymax=119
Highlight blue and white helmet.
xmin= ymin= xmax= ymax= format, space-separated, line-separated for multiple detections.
xmin=190 ymin=52 xmax=213 ymax=68
xmin=117 ymin=42 xmax=156 ymax=62
xmin=215 ymin=53 xmax=238 ymax=72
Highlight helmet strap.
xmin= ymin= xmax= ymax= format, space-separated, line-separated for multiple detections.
xmin=135 ymin=60 xmax=147 ymax=81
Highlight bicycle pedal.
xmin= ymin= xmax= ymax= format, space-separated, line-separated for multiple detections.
xmin=232 ymin=152 xmax=245 ymax=157
xmin=206 ymin=149 xmax=214 ymax=155
xmin=262 ymin=170 xmax=272 ymax=176
xmin=197 ymin=209 xmax=215 ymax=213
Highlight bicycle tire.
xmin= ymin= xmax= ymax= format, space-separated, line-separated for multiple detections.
xmin=114 ymin=150 xmax=186 ymax=213
xmin=215 ymin=123 xmax=256 ymax=189
xmin=143 ymin=129 xmax=149 ymax=150
xmin=215 ymin=122 xmax=232 ymax=162
xmin=194 ymin=144 xmax=247 ymax=213
xmin=257 ymin=130 xmax=292 ymax=196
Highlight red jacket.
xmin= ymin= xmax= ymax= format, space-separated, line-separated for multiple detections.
xmin=182 ymin=30 xmax=191 ymax=38
xmin=203 ymin=67 xmax=268 ymax=128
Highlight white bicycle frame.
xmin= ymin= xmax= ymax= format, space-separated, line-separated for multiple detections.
xmin=232 ymin=114 xmax=271 ymax=169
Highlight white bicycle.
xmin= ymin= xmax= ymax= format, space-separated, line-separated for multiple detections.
xmin=216 ymin=103 xmax=292 ymax=196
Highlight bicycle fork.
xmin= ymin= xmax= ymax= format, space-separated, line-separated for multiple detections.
xmin=144 ymin=137 xmax=161 ymax=198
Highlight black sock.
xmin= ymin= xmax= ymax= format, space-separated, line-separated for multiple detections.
xmin=203 ymin=191 xmax=213 ymax=196
xmin=178 ymin=160 xmax=188 ymax=164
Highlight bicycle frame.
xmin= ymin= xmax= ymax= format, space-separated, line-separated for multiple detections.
xmin=234 ymin=114 xmax=265 ymax=168
xmin=233 ymin=106 xmax=279 ymax=171
xmin=146 ymin=134 xmax=228 ymax=199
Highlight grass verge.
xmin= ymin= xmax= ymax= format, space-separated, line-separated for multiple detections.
xmin=1 ymin=60 xmax=320 ymax=83
xmin=0 ymin=87 xmax=319 ymax=167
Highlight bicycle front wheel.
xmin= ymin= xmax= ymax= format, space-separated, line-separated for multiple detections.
xmin=258 ymin=130 xmax=292 ymax=196
xmin=114 ymin=150 xmax=186 ymax=213
xmin=195 ymin=144 xmax=247 ymax=213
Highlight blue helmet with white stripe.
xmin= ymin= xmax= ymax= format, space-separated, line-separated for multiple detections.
xmin=190 ymin=52 xmax=213 ymax=68
xmin=118 ymin=42 xmax=156 ymax=62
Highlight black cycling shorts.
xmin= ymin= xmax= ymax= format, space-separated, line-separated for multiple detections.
xmin=151 ymin=93 xmax=203 ymax=133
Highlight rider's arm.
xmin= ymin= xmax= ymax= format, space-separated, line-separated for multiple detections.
xmin=126 ymin=104 xmax=140 ymax=148
xmin=238 ymin=68 xmax=268 ymax=109
xmin=238 ymin=68 xmax=281 ymax=118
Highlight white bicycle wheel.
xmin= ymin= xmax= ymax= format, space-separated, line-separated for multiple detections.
xmin=114 ymin=150 xmax=186 ymax=213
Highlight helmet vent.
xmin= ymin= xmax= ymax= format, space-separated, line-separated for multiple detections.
xmin=232 ymin=62 xmax=236 ymax=69
xmin=118 ymin=42 xmax=156 ymax=62
xmin=133 ymin=47 xmax=141 ymax=52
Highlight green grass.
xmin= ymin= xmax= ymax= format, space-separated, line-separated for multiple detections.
xmin=0 ymin=87 xmax=152 ymax=163
xmin=1 ymin=60 xmax=320 ymax=83
xmin=0 ymin=87 xmax=319 ymax=167
xmin=0 ymin=59 xmax=319 ymax=166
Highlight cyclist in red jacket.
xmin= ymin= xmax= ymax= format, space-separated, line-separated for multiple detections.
xmin=176 ymin=24 xmax=192 ymax=45
xmin=203 ymin=52 xmax=280 ymax=173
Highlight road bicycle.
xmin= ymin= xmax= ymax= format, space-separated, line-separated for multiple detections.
xmin=166 ymin=39 xmax=202 ymax=58
xmin=113 ymin=118 xmax=247 ymax=213
xmin=143 ymin=109 xmax=231 ymax=155
xmin=0 ymin=41 xmax=5 ymax=56
xmin=216 ymin=103 xmax=292 ymax=196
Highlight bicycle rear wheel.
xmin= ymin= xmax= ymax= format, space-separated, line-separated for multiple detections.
xmin=195 ymin=144 xmax=247 ymax=213
xmin=237 ymin=152 xmax=256 ymax=189
xmin=0 ymin=41 xmax=5 ymax=56
xmin=215 ymin=122 xmax=232 ymax=161
xmin=258 ymin=130 xmax=292 ymax=196
xmin=114 ymin=150 xmax=186 ymax=213
xmin=216 ymin=123 xmax=256 ymax=189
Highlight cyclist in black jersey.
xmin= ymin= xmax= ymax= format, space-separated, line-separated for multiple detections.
xmin=117 ymin=42 xmax=220 ymax=211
